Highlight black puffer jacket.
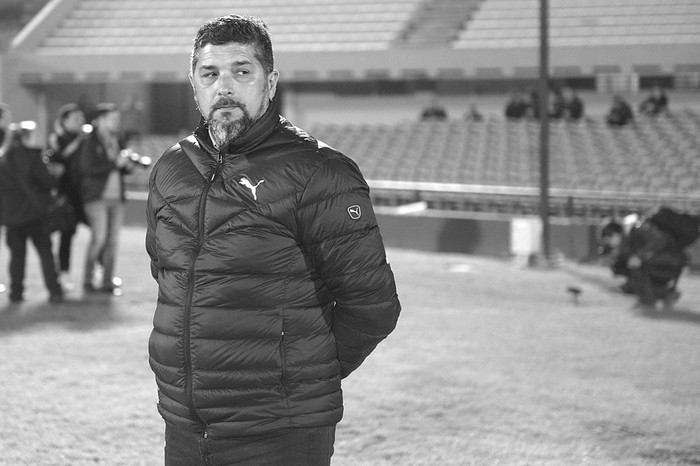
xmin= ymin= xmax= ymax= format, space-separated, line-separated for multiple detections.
xmin=146 ymin=102 xmax=400 ymax=438
xmin=0 ymin=134 xmax=57 ymax=227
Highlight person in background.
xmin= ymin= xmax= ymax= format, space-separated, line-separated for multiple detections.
xmin=561 ymin=86 xmax=584 ymax=121
xmin=120 ymin=93 xmax=146 ymax=145
xmin=599 ymin=213 xmax=640 ymax=295
xmin=463 ymin=102 xmax=483 ymax=122
xmin=420 ymin=93 xmax=448 ymax=121
xmin=504 ymin=88 xmax=528 ymax=120
xmin=0 ymin=103 xmax=64 ymax=304
xmin=146 ymin=14 xmax=401 ymax=465
xmin=46 ymin=103 xmax=88 ymax=288
xmin=525 ymin=87 xmax=540 ymax=119
xmin=548 ymin=87 xmax=566 ymax=119
xmin=600 ymin=208 xmax=693 ymax=309
xmin=606 ymin=94 xmax=634 ymax=127
xmin=639 ymin=83 xmax=669 ymax=116
xmin=79 ymin=103 xmax=133 ymax=294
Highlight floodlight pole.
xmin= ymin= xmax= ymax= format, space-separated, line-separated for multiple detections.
xmin=538 ymin=0 xmax=551 ymax=262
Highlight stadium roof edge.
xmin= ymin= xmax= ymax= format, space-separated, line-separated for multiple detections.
xmin=5 ymin=44 xmax=700 ymax=86
xmin=10 ymin=0 xmax=79 ymax=51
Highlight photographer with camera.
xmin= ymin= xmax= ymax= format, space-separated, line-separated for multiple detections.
xmin=600 ymin=207 xmax=696 ymax=310
xmin=78 ymin=102 xmax=138 ymax=295
xmin=0 ymin=103 xmax=64 ymax=304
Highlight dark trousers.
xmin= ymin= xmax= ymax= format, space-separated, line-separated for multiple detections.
xmin=629 ymin=264 xmax=682 ymax=305
xmin=6 ymin=220 xmax=62 ymax=300
xmin=56 ymin=228 xmax=77 ymax=272
xmin=164 ymin=423 xmax=335 ymax=466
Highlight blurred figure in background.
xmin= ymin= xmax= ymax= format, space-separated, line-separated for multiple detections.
xmin=639 ymin=83 xmax=669 ymax=116
xmin=548 ymin=87 xmax=565 ymax=119
xmin=504 ymin=88 xmax=528 ymax=120
xmin=78 ymin=103 xmax=133 ymax=294
xmin=420 ymin=93 xmax=448 ymax=121
xmin=120 ymin=93 xmax=146 ymax=145
xmin=600 ymin=207 xmax=698 ymax=309
xmin=606 ymin=94 xmax=634 ymax=127
xmin=463 ymin=102 xmax=483 ymax=122
xmin=0 ymin=103 xmax=64 ymax=304
xmin=46 ymin=103 xmax=88 ymax=289
xmin=561 ymin=86 xmax=584 ymax=121
xmin=525 ymin=87 xmax=540 ymax=119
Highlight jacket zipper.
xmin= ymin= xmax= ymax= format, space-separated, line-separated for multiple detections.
xmin=183 ymin=152 xmax=224 ymax=434
xmin=279 ymin=330 xmax=287 ymax=388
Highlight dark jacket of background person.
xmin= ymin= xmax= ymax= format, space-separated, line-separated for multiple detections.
xmin=606 ymin=95 xmax=634 ymax=127
xmin=78 ymin=129 xmax=129 ymax=203
xmin=47 ymin=117 xmax=86 ymax=224
xmin=0 ymin=130 xmax=57 ymax=226
xmin=564 ymin=96 xmax=584 ymax=120
xmin=639 ymin=85 xmax=668 ymax=116
xmin=505 ymin=91 xmax=528 ymax=119
xmin=146 ymin=99 xmax=401 ymax=438
xmin=561 ymin=87 xmax=584 ymax=121
xmin=608 ymin=219 xmax=685 ymax=275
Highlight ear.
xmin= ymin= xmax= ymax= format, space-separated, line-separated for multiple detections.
xmin=267 ymin=70 xmax=280 ymax=101
xmin=188 ymin=73 xmax=196 ymax=94
xmin=189 ymin=74 xmax=201 ymax=112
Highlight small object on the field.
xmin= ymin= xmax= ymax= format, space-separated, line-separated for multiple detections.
xmin=567 ymin=286 xmax=582 ymax=304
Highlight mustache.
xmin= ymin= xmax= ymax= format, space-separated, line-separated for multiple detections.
xmin=210 ymin=98 xmax=244 ymax=112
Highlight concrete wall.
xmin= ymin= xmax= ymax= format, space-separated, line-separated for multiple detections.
xmin=124 ymin=199 xmax=699 ymax=267
xmin=374 ymin=211 xmax=598 ymax=260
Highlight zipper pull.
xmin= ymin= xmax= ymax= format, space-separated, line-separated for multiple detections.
xmin=210 ymin=153 xmax=224 ymax=182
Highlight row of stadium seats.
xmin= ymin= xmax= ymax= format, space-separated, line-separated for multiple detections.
xmin=41 ymin=0 xmax=422 ymax=52
xmin=454 ymin=0 xmax=700 ymax=48
xmin=304 ymin=111 xmax=700 ymax=193
xmin=125 ymin=109 xmax=700 ymax=218
xmin=34 ymin=0 xmax=700 ymax=53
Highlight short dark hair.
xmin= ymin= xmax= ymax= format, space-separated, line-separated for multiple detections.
xmin=190 ymin=15 xmax=274 ymax=77
xmin=57 ymin=103 xmax=82 ymax=121
xmin=89 ymin=102 xmax=119 ymax=123
xmin=601 ymin=221 xmax=624 ymax=238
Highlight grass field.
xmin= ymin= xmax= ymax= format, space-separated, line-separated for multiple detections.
xmin=0 ymin=225 xmax=699 ymax=465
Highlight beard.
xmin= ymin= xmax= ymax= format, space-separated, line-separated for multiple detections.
xmin=207 ymin=99 xmax=254 ymax=150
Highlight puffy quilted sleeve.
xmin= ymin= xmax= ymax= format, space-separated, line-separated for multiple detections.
xmin=145 ymin=161 xmax=162 ymax=281
xmin=297 ymin=153 xmax=401 ymax=378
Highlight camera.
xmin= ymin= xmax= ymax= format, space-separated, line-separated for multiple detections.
xmin=7 ymin=120 xmax=38 ymax=145
xmin=120 ymin=148 xmax=152 ymax=168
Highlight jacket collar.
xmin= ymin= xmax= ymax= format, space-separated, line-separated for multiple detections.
xmin=193 ymin=98 xmax=280 ymax=157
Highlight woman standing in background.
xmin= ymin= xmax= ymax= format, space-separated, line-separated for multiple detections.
xmin=46 ymin=103 xmax=88 ymax=289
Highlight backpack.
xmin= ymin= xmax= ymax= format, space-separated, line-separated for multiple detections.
xmin=648 ymin=207 xmax=700 ymax=248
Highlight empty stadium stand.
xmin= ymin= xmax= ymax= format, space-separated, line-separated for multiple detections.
xmin=123 ymin=109 xmax=700 ymax=220
xmin=455 ymin=0 xmax=700 ymax=48
xmin=395 ymin=0 xmax=482 ymax=47
xmin=38 ymin=0 xmax=425 ymax=53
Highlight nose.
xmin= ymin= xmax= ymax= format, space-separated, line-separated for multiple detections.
xmin=217 ymin=72 xmax=235 ymax=96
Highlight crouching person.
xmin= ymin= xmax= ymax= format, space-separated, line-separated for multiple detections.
xmin=625 ymin=219 xmax=687 ymax=309
xmin=600 ymin=210 xmax=691 ymax=309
